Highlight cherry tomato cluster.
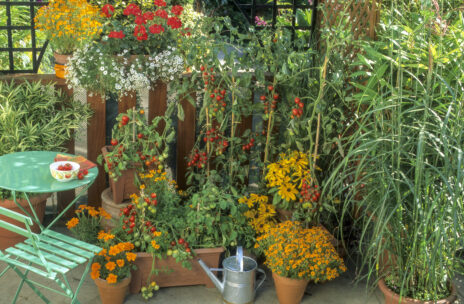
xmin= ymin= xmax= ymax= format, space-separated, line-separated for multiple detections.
xmin=77 ymin=169 xmax=89 ymax=180
xmin=170 ymin=237 xmax=191 ymax=253
xmin=203 ymin=127 xmax=220 ymax=143
xmin=242 ymin=137 xmax=255 ymax=151
xmin=291 ymin=97 xmax=304 ymax=119
xmin=121 ymin=204 xmax=137 ymax=234
xmin=137 ymin=152 xmax=161 ymax=169
xmin=209 ymin=89 xmax=227 ymax=113
xmin=300 ymin=181 xmax=321 ymax=203
xmin=187 ymin=150 xmax=207 ymax=168
xmin=262 ymin=85 xmax=278 ymax=114
xmin=57 ymin=163 xmax=73 ymax=171
xmin=200 ymin=65 xmax=215 ymax=88
xmin=143 ymin=192 xmax=158 ymax=207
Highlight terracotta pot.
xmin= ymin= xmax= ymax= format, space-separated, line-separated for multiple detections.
xmin=101 ymin=146 xmax=140 ymax=204
xmin=272 ymin=272 xmax=309 ymax=304
xmin=94 ymin=275 xmax=131 ymax=304
xmin=53 ymin=53 xmax=70 ymax=79
xmin=0 ymin=194 xmax=49 ymax=250
xmin=101 ymin=188 xmax=130 ymax=231
xmin=276 ymin=208 xmax=293 ymax=222
xmin=378 ymin=279 xmax=457 ymax=304
xmin=130 ymin=247 xmax=224 ymax=294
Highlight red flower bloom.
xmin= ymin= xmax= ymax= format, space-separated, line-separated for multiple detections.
xmin=101 ymin=4 xmax=114 ymax=18
xmin=167 ymin=16 xmax=182 ymax=29
xmin=171 ymin=5 xmax=183 ymax=16
xmin=135 ymin=15 xmax=146 ymax=24
xmin=181 ymin=27 xmax=191 ymax=37
xmin=108 ymin=31 xmax=125 ymax=39
xmin=154 ymin=0 xmax=167 ymax=7
xmin=123 ymin=3 xmax=141 ymax=16
xmin=154 ymin=9 xmax=168 ymax=19
xmin=149 ymin=24 xmax=165 ymax=34
xmin=134 ymin=25 xmax=148 ymax=41
xmin=143 ymin=11 xmax=154 ymax=21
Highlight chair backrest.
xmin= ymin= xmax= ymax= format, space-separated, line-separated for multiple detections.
xmin=0 ymin=206 xmax=35 ymax=239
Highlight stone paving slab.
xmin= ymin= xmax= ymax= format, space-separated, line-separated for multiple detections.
xmin=0 ymin=262 xmax=383 ymax=304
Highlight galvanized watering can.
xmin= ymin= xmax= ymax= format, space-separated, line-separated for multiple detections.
xmin=198 ymin=247 xmax=266 ymax=304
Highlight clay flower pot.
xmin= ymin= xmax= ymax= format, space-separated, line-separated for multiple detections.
xmin=272 ymin=272 xmax=309 ymax=304
xmin=53 ymin=53 xmax=70 ymax=79
xmin=0 ymin=193 xmax=49 ymax=250
xmin=94 ymin=275 xmax=131 ymax=304
xmin=378 ymin=279 xmax=457 ymax=304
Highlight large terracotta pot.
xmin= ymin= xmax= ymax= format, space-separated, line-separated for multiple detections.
xmin=378 ymin=279 xmax=457 ymax=304
xmin=272 ymin=272 xmax=309 ymax=304
xmin=94 ymin=275 xmax=131 ymax=304
xmin=130 ymin=247 xmax=224 ymax=294
xmin=53 ymin=53 xmax=70 ymax=79
xmin=101 ymin=146 xmax=139 ymax=204
xmin=0 ymin=194 xmax=49 ymax=249
xmin=101 ymin=188 xmax=130 ymax=231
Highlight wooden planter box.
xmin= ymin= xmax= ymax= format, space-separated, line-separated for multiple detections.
xmin=130 ymin=247 xmax=224 ymax=294
xmin=101 ymin=146 xmax=139 ymax=204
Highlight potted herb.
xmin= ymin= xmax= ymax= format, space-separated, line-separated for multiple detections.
xmin=324 ymin=2 xmax=464 ymax=302
xmin=0 ymin=80 xmax=91 ymax=248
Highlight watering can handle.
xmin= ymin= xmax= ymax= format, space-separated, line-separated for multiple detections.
xmin=236 ymin=246 xmax=244 ymax=272
xmin=255 ymin=268 xmax=266 ymax=291
xmin=209 ymin=268 xmax=224 ymax=272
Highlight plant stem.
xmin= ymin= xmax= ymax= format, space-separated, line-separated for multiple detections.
xmin=228 ymin=77 xmax=236 ymax=182
xmin=205 ymin=107 xmax=211 ymax=176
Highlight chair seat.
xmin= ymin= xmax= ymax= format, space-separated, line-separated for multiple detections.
xmin=3 ymin=229 xmax=102 ymax=279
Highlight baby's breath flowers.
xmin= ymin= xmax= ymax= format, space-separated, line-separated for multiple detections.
xmin=35 ymin=0 xmax=102 ymax=54
xmin=256 ymin=221 xmax=346 ymax=282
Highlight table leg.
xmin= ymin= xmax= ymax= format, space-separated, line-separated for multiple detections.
xmin=12 ymin=191 xmax=44 ymax=231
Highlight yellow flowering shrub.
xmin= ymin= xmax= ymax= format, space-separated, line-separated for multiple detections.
xmin=66 ymin=204 xmax=111 ymax=244
xmin=91 ymin=233 xmax=137 ymax=284
xmin=240 ymin=194 xmax=277 ymax=236
xmin=35 ymin=0 xmax=102 ymax=54
xmin=256 ymin=221 xmax=346 ymax=282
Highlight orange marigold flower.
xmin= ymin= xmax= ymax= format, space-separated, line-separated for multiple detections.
xmin=126 ymin=252 xmax=137 ymax=262
xmin=109 ymin=245 xmax=121 ymax=256
xmin=66 ymin=217 xmax=79 ymax=229
xmin=116 ymin=259 xmax=125 ymax=267
xmin=98 ymin=207 xmax=111 ymax=219
xmin=91 ymin=270 xmax=100 ymax=280
xmin=106 ymin=273 xmax=117 ymax=284
xmin=105 ymin=261 xmax=116 ymax=271
xmin=98 ymin=230 xmax=115 ymax=242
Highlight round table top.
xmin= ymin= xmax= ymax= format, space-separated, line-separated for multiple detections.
xmin=0 ymin=151 xmax=98 ymax=193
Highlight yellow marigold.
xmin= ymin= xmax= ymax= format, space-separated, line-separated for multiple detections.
xmin=151 ymin=240 xmax=160 ymax=250
xmin=98 ymin=231 xmax=115 ymax=242
xmin=109 ymin=245 xmax=121 ymax=256
xmin=116 ymin=259 xmax=125 ymax=267
xmin=140 ymin=184 xmax=146 ymax=190
xmin=87 ymin=206 xmax=99 ymax=217
xmin=91 ymin=270 xmax=100 ymax=280
xmin=66 ymin=217 xmax=79 ymax=229
xmin=105 ymin=261 xmax=116 ymax=271
xmin=98 ymin=207 xmax=111 ymax=219
xmin=126 ymin=252 xmax=137 ymax=262
xmin=106 ymin=273 xmax=117 ymax=284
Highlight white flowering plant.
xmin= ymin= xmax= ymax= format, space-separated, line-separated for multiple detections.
xmin=66 ymin=43 xmax=184 ymax=94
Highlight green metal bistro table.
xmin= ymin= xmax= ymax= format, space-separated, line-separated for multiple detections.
xmin=0 ymin=151 xmax=98 ymax=231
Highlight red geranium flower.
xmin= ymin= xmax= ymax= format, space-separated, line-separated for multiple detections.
xmin=149 ymin=24 xmax=165 ymax=34
xmin=123 ymin=3 xmax=141 ymax=16
xmin=167 ymin=16 xmax=182 ymax=29
xmin=171 ymin=5 xmax=183 ymax=16
xmin=108 ymin=31 xmax=125 ymax=39
xmin=154 ymin=0 xmax=167 ymax=7
xmin=143 ymin=11 xmax=154 ymax=21
xmin=134 ymin=25 xmax=148 ymax=41
xmin=135 ymin=15 xmax=146 ymax=24
xmin=154 ymin=9 xmax=168 ymax=19
xmin=101 ymin=4 xmax=114 ymax=18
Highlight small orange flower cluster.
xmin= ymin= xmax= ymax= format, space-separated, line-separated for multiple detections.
xmin=75 ymin=204 xmax=111 ymax=219
xmin=66 ymin=205 xmax=110 ymax=238
xmin=91 ymin=233 xmax=136 ymax=284
xmin=256 ymin=221 xmax=346 ymax=282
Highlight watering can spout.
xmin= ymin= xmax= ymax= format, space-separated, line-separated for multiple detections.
xmin=198 ymin=259 xmax=224 ymax=293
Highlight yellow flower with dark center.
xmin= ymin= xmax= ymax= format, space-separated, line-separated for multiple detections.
xmin=278 ymin=182 xmax=298 ymax=202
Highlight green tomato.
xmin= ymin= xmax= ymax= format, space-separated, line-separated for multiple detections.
xmin=144 ymin=234 xmax=151 ymax=242
xmin=135 ymin=241 xmax=141 ymax=247
xmin=134 ymin=232 xmax=140 ymax=238
xmin=158 ymin=165 xmax=164 ymax=170
xmin=154 ymin=285 xmax=160 ymax=291
xmin=162 ymin=153 xmax=168 ymax=159
xmin=167 ymin=249 xmax=173 ymax=256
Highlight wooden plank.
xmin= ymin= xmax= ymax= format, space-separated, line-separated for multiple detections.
xmin=0 ymin=206 xmax=33 ymax=225
xmin=118 ymin=91 xmax=137 ymax=114
xmin=148 ymin=81 xmax=167 ymax=131
xmin=176 ymin=93 xmax=196 ymax=189
xmin=24 ymin=239 xmax=87 ymax=264
xmin=87 ymin=92 xmax=106 ymax=207
xmin=0 ymin=255 xmax=55 ymax=278
xmin=37 ymin=235 xmax=94 ymax=259
xmin=5 ymin=247 xmax=70 ymax=274
xmin=55 ymin=83 xmax=76 ymax=219
xmin=0 ymin=74 xmax=66 ymax=86
xmin=43 ymin=230 xmax=101 ymax=253
xmin=14 ymin=243 xmax=78 ymax=269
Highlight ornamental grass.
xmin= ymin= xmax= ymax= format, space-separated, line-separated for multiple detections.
xmin=256 ymin=221 xmax=346 ymax=282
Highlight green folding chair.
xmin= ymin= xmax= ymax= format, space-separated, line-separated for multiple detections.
xmin=0 ymin=206 xmax=102 ymax=303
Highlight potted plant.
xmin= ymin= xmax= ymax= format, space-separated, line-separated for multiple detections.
xmin=0 ymin=80 xmax=91 ymax=249
xmin=66 ymin=204 xmax=112 ymax=245
xmin=98 ymin=108 xmax=175 ymax=204
xmin=324 ymin=1 xmax=464 ymax=302
xmin=65 ymin=1 xmax=186 ymax=94
xmin=256 ymin=220 xmax=346 ymax=304
xmin=90 ymin=231 xmax=137 ymax=304
xmin=34 ymin=0 xmax=102 ymax=78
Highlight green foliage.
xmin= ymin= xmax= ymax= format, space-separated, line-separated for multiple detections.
xmin=324 ymin=3 xmax=464 ymax=300
xmin=0 ymin=81 xmax=92 ymax=156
